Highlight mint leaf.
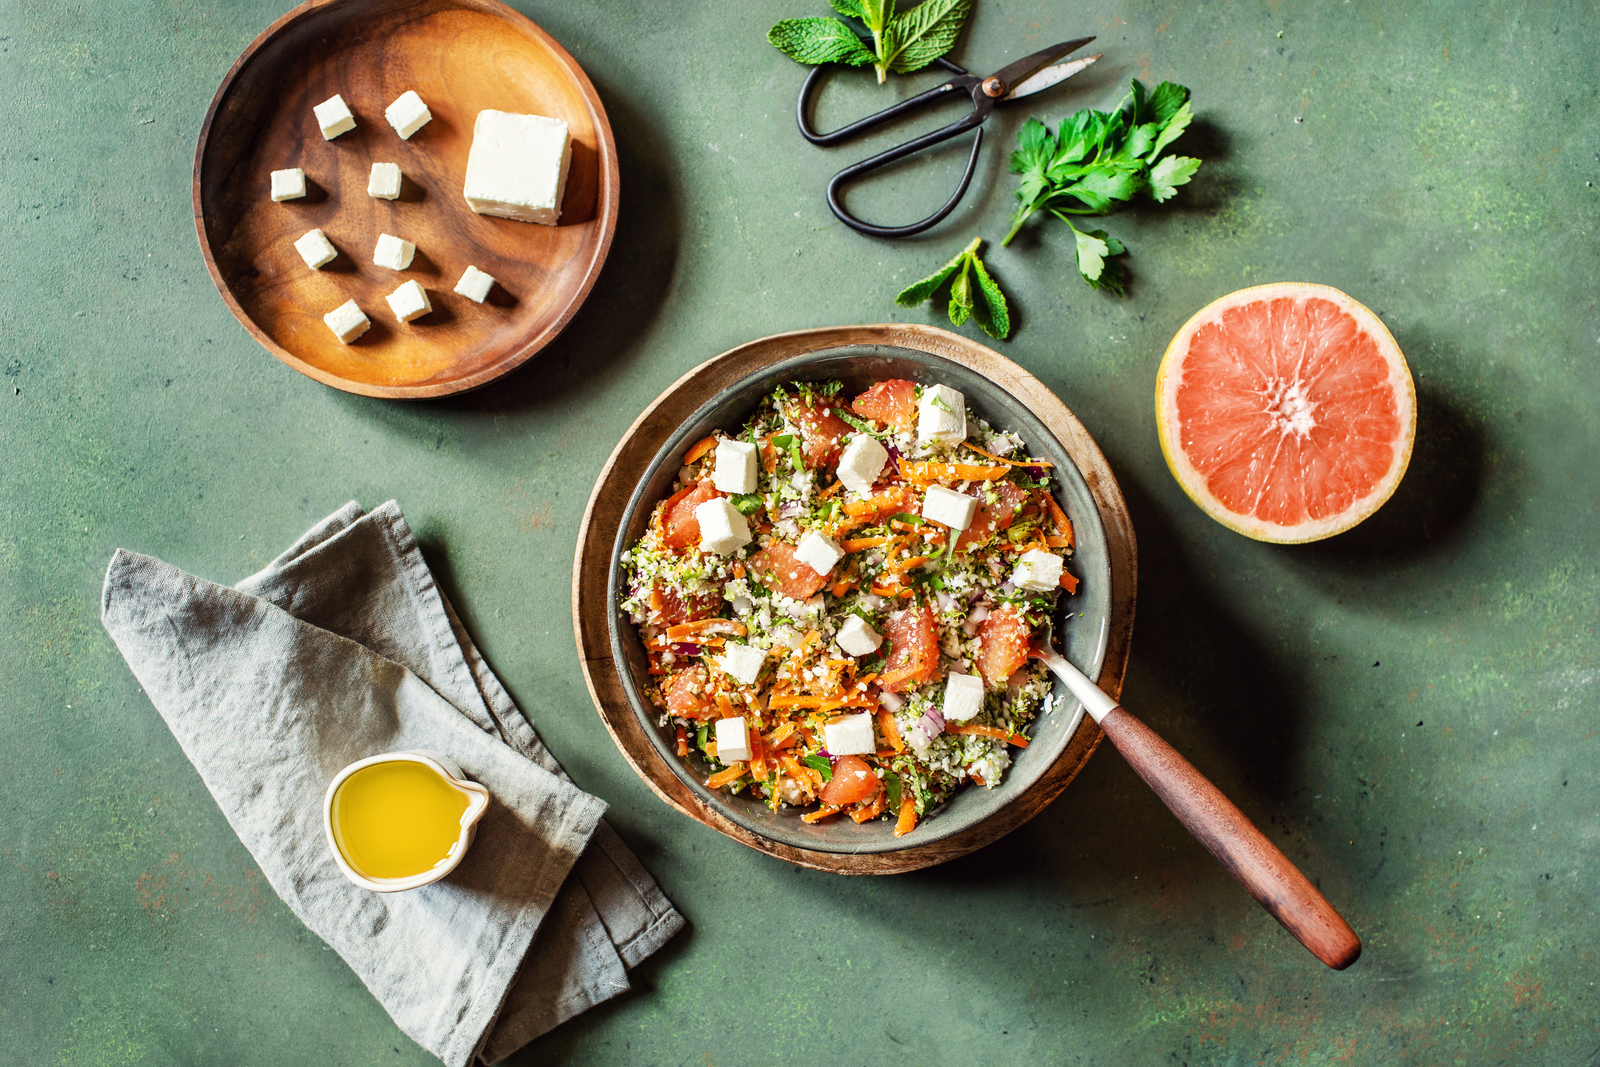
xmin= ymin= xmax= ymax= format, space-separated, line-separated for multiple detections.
xmin=830 ymin=0 xmax=866 ymax=16
xmin=884 ymin=770 xmax=902 ymax=810
xmin=885 ymin=0 xmax=971 ymax=73
xmin=895 ymin=238 xmax=973 ymax=306
xmin=896 ymin=237 xmax=1012 ymax=339
xmin=804 ymin=753 xmax=833 ymax=781
xmin=970 ymin=253 xmax=1011 ymax=340
xmin=1148 ymin=155 xmax=1201 ymax=202
xmin=948 ymin=261 xmax=973 ymax=327
xmin=732 ymin=493 xmax=764 ymax=516
xmin=769 ymin=18 xmax=877 ymax=66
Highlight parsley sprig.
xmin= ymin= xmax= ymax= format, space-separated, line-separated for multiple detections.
xmin=768 ymin=0 xmax=972 ymax=86
xmin=895 ymin=237 xmax=1011 ymax=340
xmin=1002 ymin=79 xmax=1202 ymax=294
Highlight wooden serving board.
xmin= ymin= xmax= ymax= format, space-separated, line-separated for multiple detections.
xmin=194 ymin=0 xmax=617 ymax=398
xmin=572 ymin=324 xmax=1138 ymax=875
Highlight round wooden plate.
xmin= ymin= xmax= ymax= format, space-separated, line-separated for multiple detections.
xmin=194 ymin=0 xmax=618 ymax=398
xmin=572 ymin=324 xmax=1138 ymax=874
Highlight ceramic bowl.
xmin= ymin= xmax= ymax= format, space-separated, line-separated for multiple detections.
xmin=606 ymin=345 xmax=1114 ymax=855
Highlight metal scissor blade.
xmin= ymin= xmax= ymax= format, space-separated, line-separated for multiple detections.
xmin=985 ymin=36 xmax=1095 ymax=98
xmin=1004 ymin=53 xmax=1101 ymax=101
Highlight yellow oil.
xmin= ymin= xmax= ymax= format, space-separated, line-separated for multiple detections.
xmin=330 ymin=760 xmax=470 ymax=880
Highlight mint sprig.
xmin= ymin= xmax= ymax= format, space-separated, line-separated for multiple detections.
xmin=895 ymin=236 xmax=1011 ymax=340
xmin=769 ymin=0 xmax=972 ymax=86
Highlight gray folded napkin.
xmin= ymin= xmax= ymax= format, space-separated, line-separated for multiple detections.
xmin=100 ymin=501 xmax=684 ymax=1066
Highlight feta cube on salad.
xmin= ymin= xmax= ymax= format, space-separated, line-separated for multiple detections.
xmin=917 ymin=383 xmax=966 ymax=444
xmin=942 ymin=672 xmax=985 ymax=722
xmin=922 ymin=485 xmax=978 ymax=531
xmin=712 ymin=438 xmax=758 ymax=495
xmin=696 ymin=498 xmax=751 ymax=556
xmin=822 ymin=713 xmax=875 ymax=756
xmin=718 ymin=644 xmax=765 ymax=686
xmin=714 ymin=716 xmax=752 ymax=763
xmin=836 ymin=433 xmax=888 ymax=495
xmin=1013 ymin=549 xmax=1064 ymax=592
xmin=794 ymin=530 xmax=844 ymax=575
xmin=835 ymin=615 xmax=882 ymax=658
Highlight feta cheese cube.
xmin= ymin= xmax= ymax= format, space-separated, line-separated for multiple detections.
xmin=718 ymin=644 xmax=765 ymax=686
xmin=794 ymin=530 xmax=844 ymax=576
xmin=917 ymin=383 xmax=967 ymax=444
xmin=293 ymin=228 xmax=337 ymax=270
xmin=712 ymin=438 xmax=758 ymax=495
xmin=1013 ymin=549 xmax=1064 ymax=592
xmin=922 ymin=484 xmax=978 ymax=530
xmin=454 ymin=265 xmax=495 ymax=303
xmin=373 ymin=233 xmax=415 ymax=271
xmin=836 ymin=433 xmax=888 ymax=495
xmin=367 ymin=162 xmax=402 ymax=200
xmin=463 ymin=110 xmax=572 ymax=225
xmin=270 ymin=168 xmax=305 ymax=201
xmin=322 ymin=300 xmax=369 ymax=344
xmin=384 ymin=90 xmax=432 ymax=139
xmin=385 ymin=280 xmax=432 ymax=323
xmin=695 ymin=497 xmax=751 ymax=555
xmin=836 ymin=615 xmax=882 ymax=658
xmin=313 ymin=94 xmax=355 ymax=140
xmin=822 ymin=712 xmax=875 ymax=756
xmin=942 ymin=672 xmax=985 ymax=722
xmin=714 ymin=716 xmax=751 ymax=763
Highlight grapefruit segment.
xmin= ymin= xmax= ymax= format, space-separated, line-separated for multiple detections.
xmin=1156 ymin=283 xmax=1415 ymax=543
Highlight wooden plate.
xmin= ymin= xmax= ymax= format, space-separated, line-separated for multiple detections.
xmin=194 ymin=0 xmax=618 ymax=398
xmin=572 ymin=325 xmax=1138 ymax=874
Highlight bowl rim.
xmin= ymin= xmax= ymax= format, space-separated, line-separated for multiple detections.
xmin=572 ymin=324 xmax=1138 ymax=874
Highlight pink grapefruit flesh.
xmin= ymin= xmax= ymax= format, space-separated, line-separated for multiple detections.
xmin=1156 ymin=283 xmax=1416 ymax=543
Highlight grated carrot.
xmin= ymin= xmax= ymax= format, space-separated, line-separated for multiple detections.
xmin=961 ymin=441 xmax=1053 ymax=468
xmin=817 ymin=480 xmax=842 ymax=499
xmin=802 ymin=805 xmax=843 ymax=824
xmin=888 ymin=554 xmax=929 ymax=575
xmin=841 ymin=535 xmax=893 ymax=552
xmin=877 ymin=709 xmax=905 ymax=753
xmin=893 ymin=795 xmax=918 ymax=836
xmin=706 ymin=763 xmax=746 ymax=789
xmin=1059 ymin=571 xmax=1080 ymax=594
xmin=684 ymin=435 xmax=719 ymax=464
xmin=900 ymin=461 xmax=1009 ymax=483
xmin=666 ymin=619 xmax=747 ymax=639
xmin=943 ymin=723 xmax=1031 ymax=747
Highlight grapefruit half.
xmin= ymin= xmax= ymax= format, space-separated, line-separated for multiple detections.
xmin=1156 ymin=283 xmax=1416 ymax=543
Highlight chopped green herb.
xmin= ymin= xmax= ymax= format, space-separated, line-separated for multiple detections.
xmin=883 ymin=770 xmax=902 ymax=810
xmin=803 ymin=753 xmax=833 ymax=781
xmin=731 ymin=493 xmax=764 ymax=516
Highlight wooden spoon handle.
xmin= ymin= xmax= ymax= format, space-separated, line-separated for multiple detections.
xmin=1099 ymin=706 xmax=1362 ymax=970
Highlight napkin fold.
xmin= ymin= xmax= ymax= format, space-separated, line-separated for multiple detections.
xmin=100 ymin=501 xmax=683 ymax=1065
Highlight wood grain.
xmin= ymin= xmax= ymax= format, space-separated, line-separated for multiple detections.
xmin=1099 ymin=707 xmax=1363 ymax=968
xmin=571 ymin=324 xmax=1139 ymax=875
xmin=194 ymin=0 xmax=618 ymax=398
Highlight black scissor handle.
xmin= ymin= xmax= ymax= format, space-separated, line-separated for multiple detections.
xmin=797 ymin=56 xmax=970 ymax=145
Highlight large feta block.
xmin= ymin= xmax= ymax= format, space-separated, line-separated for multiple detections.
xmin=714 ymin=716 xmax=752 ymax=763
xmin=822 ymin=712 xmax=875 ymax=756
xmin=322 ymin=300 xmax=369 ymax=344
xmin=293 ymin=228 xmax=337 ymax=270
xmin=942 ymin=672 xmax=985 ymax=722
xmin=313 ymin=94 xmax=355 ymax=140
xmin=270 ymin=168 xmax=305 ymax=201
xmin=373 ymin=233 xmax=416 ymax=271
xmin=385 ymin=280 xmax=432 ymax=323
xmin=463 ymin=110 xmax=572 ymax=225
xmin=922 ymin=484 xmax=978 ymax=531
xmin=712 ymin=438 xmax=758 ymax=495
xmin=384 ymin=90 xmax=432 ymax=139
xmin=367 ymin=162 xmax=402 ymax=200
xmin=718 ymin=644 xmax=765 ymax=686
xmin=454 ymin=265 xmax=495 ymax=303
xmin=695 ymin=497 xmax=751 ymax=555
xmin=1013 ymin=549 xmax=1064 ymax=592
xmin=835 ymin=615 xmax=882 ymax=658
xmin=836 ymin=433 xmax=888 ymax=495
xmin=794 ymin=530 xmax=843 ymax=575
xmin=917 ymin=383 xmax=967 ymax=444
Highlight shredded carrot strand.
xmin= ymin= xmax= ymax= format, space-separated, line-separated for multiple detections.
xmin=706 ymin=764 xmax=746 ymax=789
xmin=684 ymin=435 xmax=719 ymax=464
xmin=900 ymin=461 xmax=1009 ymax=483
xmin=961 ymin=441 xmax=1054 ymax=468
xmin=1059 ymin=571 xmax=1080 ymax=594
xmin=842 ymin=535 xmax=893 ymax=552
xmin=889 ymin=554 xmax=929 ymax=575
xmin=817 ymin=480 xmax=842 ymax=499
xmin=894 ymin=796 xmax=918 ymax=836
xmin=802 ymin=805 xmax=843 ymax=824
xmin=1044 ymin=494 xmax=1074 ymax=546
xmin=877 ymin=709 xmax=905 ymax=753
xmin=666 ymin=619 xmax=748 ymax=639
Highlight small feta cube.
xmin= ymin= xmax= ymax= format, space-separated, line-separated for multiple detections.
xmin=695 ymin=497 xmax=751 ymax=555
xmin=712 ymin=439 xmax=758 ymax=495
xmin=270 ymin=168 xmax=305 ymax=201
xmin=714 ymin=716 xmax=751 ymax=763
xmin=718 ymin=644 xmax=765 ymax=686
xmin=922 ymin=484 xmax=978 ymax=530
xmin=836 ymin=615 xmax=882 ymax=658
xmin=822 ymin=713 xmax=876 ymax=756
xmin=794 ymin=530 xmax=844 ymax=576
xmin=373 ymin=233 xmax=415 ymax=271
xmin=367 ymin=162 xmax=402 ymax=200
xmin=322 ymin=300 xmax=369 ymax=344
xmin=918 ymin=383 xmax=967 ymax=444
xmin=454 ymin=265 xmax=495 ymax=303
xmin=293 ymin=228 xmax=337 ymax=270
xmin=385 ymin=280 xmax=432 ymax=323
xmin=463 ymin=110 xmax=572 ymax=225
xmin=942 ymin=672 xmax=985 ymax=722
xmin=1013 ymin=549 xmax=1064 ymax=592
xmin=836 ymin=433 xmax=888 ymax=495
xmin=313 ymin=94 xmax=355 ymax=140
xmin=384 ymin=90 xmax=432 ymax=139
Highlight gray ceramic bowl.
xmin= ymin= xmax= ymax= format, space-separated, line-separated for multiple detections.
xmin=607 ymin=345 xmax=1110 ymax=853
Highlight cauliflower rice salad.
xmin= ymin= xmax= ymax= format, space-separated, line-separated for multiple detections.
xmin=620 ymin=378 xmax=1080 ymax=835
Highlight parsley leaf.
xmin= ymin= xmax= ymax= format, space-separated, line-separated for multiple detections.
xmin=894 ymin=236 xmax=1012 ymax=340
xmin=769 ymin=0 xmax=971 ymax=86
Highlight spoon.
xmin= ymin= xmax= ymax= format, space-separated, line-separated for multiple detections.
xmin=1030 ymin=623 xmax=1362 ymax=969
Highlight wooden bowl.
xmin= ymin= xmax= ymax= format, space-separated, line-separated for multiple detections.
xmin=573 ymin=325 xmax=1138 ymax=874
xmin=194 ymin=0 xmax=618 ymax=399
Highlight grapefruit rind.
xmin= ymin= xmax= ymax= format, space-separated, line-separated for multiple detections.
xmin=1155 ymin=282 xmax=1416 ymax=544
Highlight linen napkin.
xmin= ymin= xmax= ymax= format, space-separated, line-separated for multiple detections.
xmin=100 ymin=501 xmax=684 ymax=1065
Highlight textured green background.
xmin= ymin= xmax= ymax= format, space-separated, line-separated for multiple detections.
xmin=3 ymin=0 xmax=1596 ymax=1063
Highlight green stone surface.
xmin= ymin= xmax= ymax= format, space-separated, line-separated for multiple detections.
xmin=3 ymin=0 xmax=1596 ymax=1063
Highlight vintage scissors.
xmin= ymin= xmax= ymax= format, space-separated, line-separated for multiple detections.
xmin=797 ymin=37 xmax=1100 ymax=238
